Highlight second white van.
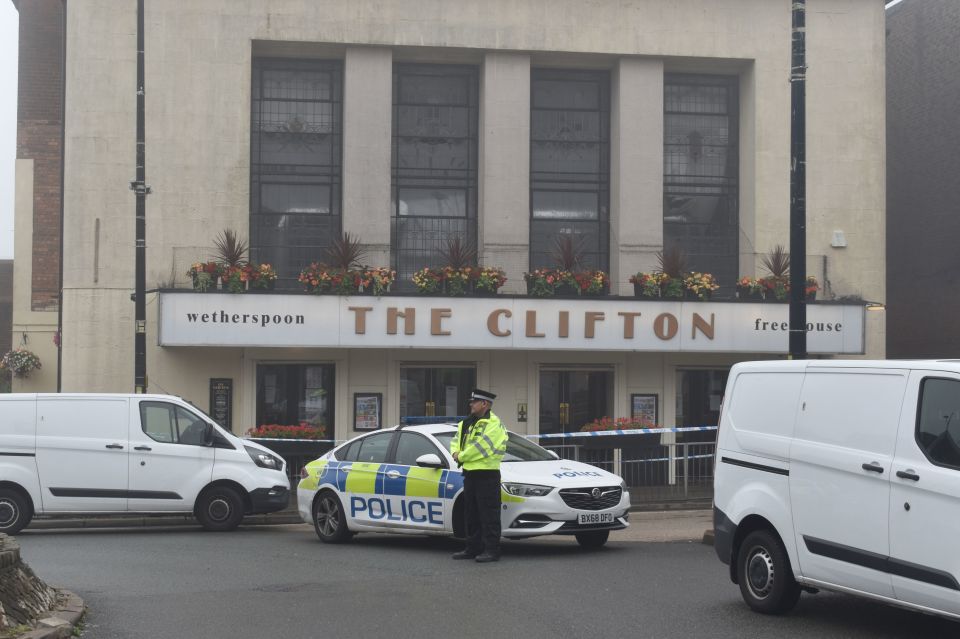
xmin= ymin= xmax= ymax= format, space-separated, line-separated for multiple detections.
xmin=714 ymin=360 xmax=960 ymax=621
xmin=0 ymin=393 xmax=290 ymax=534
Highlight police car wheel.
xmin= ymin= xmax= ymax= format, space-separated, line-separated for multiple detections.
xmin=736 ymin=529 xmax=801 ymax=615
xmin=0 ymin=489 xmax=31 ymax=535
xmin=313 ymin=490 xmax=352 ymax=543
xmin=575 ymin=530 xmax=609 ymax=549
xmin=196 ymin=486 xmax=244 ymax=532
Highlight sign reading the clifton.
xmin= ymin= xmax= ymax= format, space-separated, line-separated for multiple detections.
xmin=158 ymin=293 xmax=866 ymax=353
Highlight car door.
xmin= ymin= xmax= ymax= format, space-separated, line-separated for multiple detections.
xmin=128 ymin=400 xmax=215 ymax=512
xmin=888 ymin=372 xmax=960 ymax=615
xmin=343 ymin=431 xmax=395 ymax=528
xmin=386 ymin=431 xmax=450 ymax=532
xmin=789 ymin=369 xmax=906 ymax=598
xmin=35 ymin=397 xmax=129 ymax=512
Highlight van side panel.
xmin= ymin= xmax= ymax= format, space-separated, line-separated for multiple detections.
xmin=36 ymin=398 xmax=130 ymax=512
xmin=720 ymin=371 xmax=804 ymax=461
xmin=789 ymin=369 xmax=908 ymax=598
xmin=0 ymin=398 xmax=42 ymax=511
xmin=714 ymin=368 xmax=803 ymax=571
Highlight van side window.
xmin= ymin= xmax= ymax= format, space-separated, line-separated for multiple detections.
xmin=141 ymin=403 xmax=177 ymax=442
xmin=140 ymin=402 xmax=209 ymax=446
xmin=917 ymin=378 xmax=960 ymax=469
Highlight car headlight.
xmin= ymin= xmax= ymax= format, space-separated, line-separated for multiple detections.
xmin=502 ymin=482 xmax=554 ymax=497
xmin=245 ymin=445 xmax=283 ymax=470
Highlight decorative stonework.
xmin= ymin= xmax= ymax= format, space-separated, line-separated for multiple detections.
xmin=0 ymin=533 xmax=58 ymax=631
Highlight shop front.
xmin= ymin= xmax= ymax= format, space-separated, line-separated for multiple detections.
xmin=158 ymin=293 xmax=866 ymax=444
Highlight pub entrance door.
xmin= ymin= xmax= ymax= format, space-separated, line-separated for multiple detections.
xmin=400 ymin=366 xmax=476 ymax=422
xmin=539 ymin=368 xmax=613 ymax=434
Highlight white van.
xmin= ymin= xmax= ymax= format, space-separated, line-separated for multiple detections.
xmin=0 ymin=393 xmax=290 ymax=534
xmin=714 ymin=360 xmax=960 ymax=621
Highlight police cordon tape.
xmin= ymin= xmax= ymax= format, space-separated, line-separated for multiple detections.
xmin=525 ymin=426 xmax=718 ymax=440
xmin=247 ymin=425 xmax=718 ymax=446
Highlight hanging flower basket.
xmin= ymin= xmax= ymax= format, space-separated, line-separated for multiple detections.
xmin=1 ymin=348 xmax=42 ymax=378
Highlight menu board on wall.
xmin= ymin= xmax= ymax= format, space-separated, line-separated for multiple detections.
xmin=209 ymin=378 xmax=233 ymax=431
xmin=354 ymin=393 xmax=382 ymax=431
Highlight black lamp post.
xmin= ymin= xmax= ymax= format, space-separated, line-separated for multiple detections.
xmin=131 ymin=0 xmax=150 ymax=392
xmin=789 ymin=0 xmax=807 ymax=360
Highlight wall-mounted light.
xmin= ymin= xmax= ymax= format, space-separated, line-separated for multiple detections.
xmin=865 ymin=301 xmax=886 ymax=312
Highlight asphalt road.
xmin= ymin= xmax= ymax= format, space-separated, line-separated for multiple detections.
xmin=15 ymin=524 xmax=958 ymax=638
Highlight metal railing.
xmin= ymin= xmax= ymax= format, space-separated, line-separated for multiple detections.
xmin=537 ymin=428 xmax=717 ymax=505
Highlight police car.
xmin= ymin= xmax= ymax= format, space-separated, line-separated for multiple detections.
xmin=297 ymin=423 xmax=631 ymax=548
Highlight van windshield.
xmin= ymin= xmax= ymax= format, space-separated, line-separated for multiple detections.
xmin=433 ymin=431 xmax=555 ymax=462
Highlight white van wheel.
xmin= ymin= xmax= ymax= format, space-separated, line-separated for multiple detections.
xmin=313 ymin=491 xmax=352 ymax=543
xmin=737 ymin=530 xmax=801 ymax=614
xmin=0 ymin=489 xmax=31 ymax=535
xmin=196 ymin=486 xmax=244 ymax=532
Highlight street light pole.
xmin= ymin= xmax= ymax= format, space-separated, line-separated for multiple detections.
xmin=789 ymin=0 xmax=807 ymax=360
xmin=131 ymin=0 xmax=150 ymax=392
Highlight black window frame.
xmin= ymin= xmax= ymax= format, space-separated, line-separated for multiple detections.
xmin=250 ymin=58 xmax=344 ymax=289
xmin=529 ymin=68 xmax=611 ymax=272
xmin=663 ymin=73 xmax=739 ymax=294
xmin=915 ymin=377 xmax=960 ymax=471
xmin=255 ymin=362 xmax=336 ymax=431
xmin=391 ymin=63 xmax=480 ymax=290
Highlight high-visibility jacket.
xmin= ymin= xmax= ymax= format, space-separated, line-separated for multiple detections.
xmin=450 ymin=411 xmax=508 ymax=471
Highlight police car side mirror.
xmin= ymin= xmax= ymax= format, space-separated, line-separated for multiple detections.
xmin=416 ymin=453 xmax=445 ymax=469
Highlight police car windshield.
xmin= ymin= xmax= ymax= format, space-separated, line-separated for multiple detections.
xmin=433 ymin=431 xmax=555 ymax=462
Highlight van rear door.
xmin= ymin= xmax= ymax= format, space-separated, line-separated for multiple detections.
xmin=888 ymin=371 xmax=960 ymax=615
xmin=36 ymin=396 xmax=129 ymax=511
xmin=789 ymin=368 xmax=907 ymax=598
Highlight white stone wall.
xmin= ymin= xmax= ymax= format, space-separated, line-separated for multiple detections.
xmin=14 ymin=0 xmax=887 ymax=405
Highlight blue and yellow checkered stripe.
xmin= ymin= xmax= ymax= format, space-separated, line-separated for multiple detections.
xmin=300 ymin=459 xmax=464 ymax=499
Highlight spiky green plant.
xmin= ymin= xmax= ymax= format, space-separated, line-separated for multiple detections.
xmin=656 ymin=246 xmax=689 ymax=278
xmin=440 ymin=236 xmax=478 ymax=270
xmin=324 ymin=232 xmax=367 ymax=270
xmin=212 ymin=229 xmax=248 ymax=267
xmin=551 ymin=235 xmax=586 ymax=271
xmin=761 ymin=244 xmax=790 ymax=280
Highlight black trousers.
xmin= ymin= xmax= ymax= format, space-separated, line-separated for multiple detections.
xmin=462 ymin=469 xmax=501 ymax=555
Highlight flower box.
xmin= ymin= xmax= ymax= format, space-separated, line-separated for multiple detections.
xmin=412 ymin=266 xmax=507 ymax=296
xmin=300 ymin=265 xmax=395 ymax=296
xmin=524 ymin=268 xmax=609 ymax=297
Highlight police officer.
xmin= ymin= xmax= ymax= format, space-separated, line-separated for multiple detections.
xmin=450 ymin=389 xmax=508 ymax=563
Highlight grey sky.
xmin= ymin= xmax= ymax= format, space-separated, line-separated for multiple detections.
xmin=0 ymin=3 xmax=16 ymax=259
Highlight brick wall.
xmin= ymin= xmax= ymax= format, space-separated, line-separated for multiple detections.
xmin=15 ymin=0 xmax=64 ymax=312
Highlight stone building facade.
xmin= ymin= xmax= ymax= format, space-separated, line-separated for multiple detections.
xmin=12 ymin=0 xmax=886 ymax=440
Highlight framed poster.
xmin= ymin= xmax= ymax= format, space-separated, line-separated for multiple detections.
xmin=354 ymin=393 xmax=382 ymax=431
xmin=209 ymin=378 xmax=233 ymax=431
xmin=630 ymin=393 xmax=658 ymax=426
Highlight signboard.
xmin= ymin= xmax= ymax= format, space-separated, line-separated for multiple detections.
xmin=354 ymin=393 xmax=382 ymax=431
xmin=159 ymin=293 xmax=866 ymax=354
xmin=631 ymin=393 xmax=658 ymax=426
xmin=209 ymin=378 xmax=232 ymax=430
